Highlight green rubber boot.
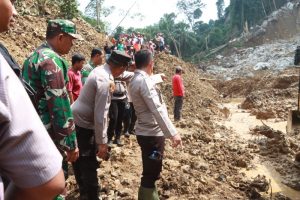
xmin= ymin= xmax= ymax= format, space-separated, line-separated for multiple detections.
xmin=138 ymin=186 xmax=159 ymax=200
xmin=54 ymin=195 xmax=65 ymax=200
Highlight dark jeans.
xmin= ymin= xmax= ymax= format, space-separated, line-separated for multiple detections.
xmin=72 ymin=126 xmax=99 ymax=200
xmin=107 ymin=99 xmax=126 ymax=141
xmin=129 ymin=103 xmax=137 ymax=133
xmin=123 ymin=102 xmax=137 ymax=134
xmin=174 ymin=96 xmax=183 ymax=121
xmin=136 ymin=135 xmax=165 ymax=188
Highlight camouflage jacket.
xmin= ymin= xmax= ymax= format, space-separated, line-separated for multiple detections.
xmin=22 ymin=43 xmax=77 ymax=151
xmin=81 ymin=60 xmax=95 ymax=85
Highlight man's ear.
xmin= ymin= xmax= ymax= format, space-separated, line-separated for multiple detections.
xmin=57 ymin=33 xmax=64 ymax=42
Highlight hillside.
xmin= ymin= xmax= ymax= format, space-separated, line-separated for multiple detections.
xmin=245 ymin=0 xmax=300 ymax=45
xmin=0 ymin=16 xmax=106 ymax=65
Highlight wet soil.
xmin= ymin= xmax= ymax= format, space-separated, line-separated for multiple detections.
xmin=217 ymin=99 xmax=300 ymax=200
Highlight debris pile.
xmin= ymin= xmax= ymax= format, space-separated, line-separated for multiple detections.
xmin=239 ymin=175 xmax=269 ymax=200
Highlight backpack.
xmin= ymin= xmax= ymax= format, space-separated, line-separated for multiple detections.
xmin=113 ymin=80 xmax=126 ymax=97
xmin=0 ymin=43 xmax=38 ymax=110
xmin=294 ymin=46 xmax=300 ymax=65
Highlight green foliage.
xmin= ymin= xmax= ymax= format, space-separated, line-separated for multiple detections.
xmin=216 ymin=0 xmax=225 ymax=19
xmin=60 ymin=0 xmax=79 ymax=19
xmin=177 ymin=0 xmax=204 ymax=28
xmin=208 ymin=27 xmax=225 ymax=46
xmin=81 ymin=14 xmax=107 ymax=32
xmin=228 ymin=0 xmax=288 ymax=33
xmin=114 ymin=26 xmax=125 ymax=40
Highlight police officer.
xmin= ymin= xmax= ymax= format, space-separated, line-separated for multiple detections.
xmin=71 ymin=50 xmax=132 ymax=200
xmin=129 ymin=50 xmax=182 ymax=199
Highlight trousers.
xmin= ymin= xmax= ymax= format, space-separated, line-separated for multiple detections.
xmin=107 ymin=99 xmax=126 ymax=141
xmin=72 ymin=126 xmax=99 ymax=200
xmin=174 ymin=96 xmax=183 ymax=120
xmin=136 ymin=135 xmax=165 ymax=188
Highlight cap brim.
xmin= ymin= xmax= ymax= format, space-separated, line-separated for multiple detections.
xmin=69 ymin=33 xmax=84 ymax=41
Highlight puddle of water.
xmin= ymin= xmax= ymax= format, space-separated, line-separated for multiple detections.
xmin=219 ymin=101 xmax=287 ymax=138
xmin=241 ymin=161 xmax=300 ymax=200
xmin=218 ymin=98 xmax=300 ymax=199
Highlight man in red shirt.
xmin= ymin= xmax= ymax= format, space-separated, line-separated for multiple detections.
xmin=172 ymin=66 xmax=185 ymax=121
xmin=67 ymin=54 xmax=85 ymax=104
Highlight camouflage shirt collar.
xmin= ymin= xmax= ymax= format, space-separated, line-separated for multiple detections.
xmin=42 ymin=42 xmax=63 ymax=59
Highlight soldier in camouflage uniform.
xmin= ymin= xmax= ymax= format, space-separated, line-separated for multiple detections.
xmin=81 ymin=47 xmax=103 ymax=84
xmin=22 ymin=19 xmax=82 ymax=200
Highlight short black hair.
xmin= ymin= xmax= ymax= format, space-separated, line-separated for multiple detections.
xmin=134 ymin=50 xmax=152 ymax=69
xmin=91 ymin=48 xmax=102 ymax=58
xmin=46 ymin=29 xmax=63 ymax=39
xmin=72 ymin=53 xmax=85 ymax=65
xmin=175 ymin=67 xmax=182 ymax=74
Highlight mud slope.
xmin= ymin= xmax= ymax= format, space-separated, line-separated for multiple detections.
xmin=0 ymin=16 xmax=106 ymax=66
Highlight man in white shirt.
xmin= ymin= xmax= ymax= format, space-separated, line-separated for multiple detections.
xmin=129 ymin=50 xmax=182 ymax=199
xmin=71 ymin=50 xmax=131 ymax=200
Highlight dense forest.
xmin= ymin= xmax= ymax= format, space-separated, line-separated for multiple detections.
xmin=21 ymin=0 xmax=290 ymax=62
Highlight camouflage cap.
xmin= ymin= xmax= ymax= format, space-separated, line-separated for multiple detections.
xmin=47 ymin=19 xmax=83 ymax=40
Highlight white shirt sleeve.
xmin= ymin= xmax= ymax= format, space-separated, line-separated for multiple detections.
xmin=140 ymin=77 xmax=177 ymax=138
xmin=94 ymin=76 xmax=111 ymax=144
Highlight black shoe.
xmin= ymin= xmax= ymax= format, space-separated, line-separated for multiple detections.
xmin=124 ymin=132 xmax=130 ymax=138
xmin=114 ymin=139 xmax=123 ymax=147
xmin=129 ymin=129 xmax=135 ymax=135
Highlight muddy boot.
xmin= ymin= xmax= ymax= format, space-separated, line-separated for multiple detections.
xmin=54 ymin=195 xmax=65 ymax=200
xmin=138 ymin=186 xmax=159 ymax=200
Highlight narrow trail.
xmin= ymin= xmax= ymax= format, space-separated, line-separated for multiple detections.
xmin=217 ymin=99 xmax=300 ymax=200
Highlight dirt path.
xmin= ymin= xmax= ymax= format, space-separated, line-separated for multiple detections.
xmin=217 ymin=99 xmax=300 ymax=200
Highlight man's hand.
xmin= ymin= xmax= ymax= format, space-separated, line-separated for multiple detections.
xmin=171 ymin=134 xmax=182 ymax=148
xmin=66 ymin=147 xmax=79 ymax=162
xmin=68 ymin=91 xmax=74 ymax=105
xmin=160 ymin=73 xmax=167 ymax=81
xmin=97 ymin=144 xmax=109 ymax=160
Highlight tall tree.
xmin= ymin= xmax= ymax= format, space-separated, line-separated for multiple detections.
xmin=85 ymin=0 xmax=115 ymax=29
xmin=261 ymin=0 xmax=267 ymax=17
xmin=159 ymin=13 xmax=182 ymax=58
xmin=216 ymin=0 xmax=225 ymax=19
xmin=177 ymin=0 xmax=204 ymax=28
xmin=272 ymin=0 xmax=277 ymax=10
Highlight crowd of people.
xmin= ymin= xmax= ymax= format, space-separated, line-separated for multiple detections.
xmin=106 ymin=32 xmax=170 ymax=61
xmin=0 ymin=1 xmax=184 ymax=200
